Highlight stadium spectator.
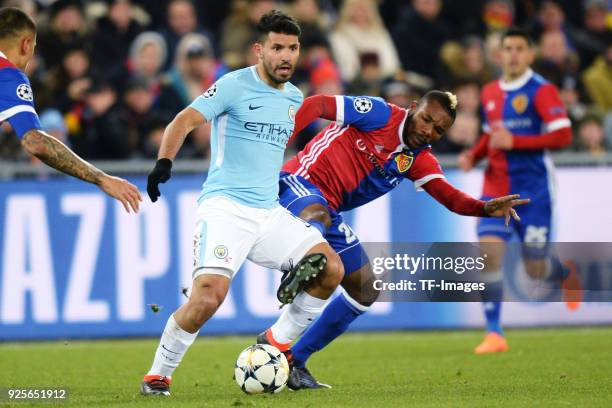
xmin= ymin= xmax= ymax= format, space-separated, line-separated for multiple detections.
xmin=121 ymin=76 xmax=180 ymax=152
xmin=73 ymin=81 xmax=132 ymax=159
xmin=346 ymin=52 xmax=384 ymax=96
xmin=582 ymin=41 xmax=612 ymax=111
xmin=528 ymin=0 xmax=574 ymax=46
xmin=127 ymin=31 xmax=167 ymax=83
xmin=329 ymin=0 xmax=400 ymax=82
xmin=380 ymin=76 xmax=413 ymax=108
xmin=158 ymin=0 xmax=215 ymax=70
xmin=290 ymin=0 xmax=331 ymax=45
xmin=91 ymin=0 xmax=145 ymax=85
xmin=166 ymin=34 xmax=224 ymax=106
xmin=483 ymin=31 xmax=504 ymax=75
xmin=220 ymin=0 xmax=276 ymax=69
xmin=559 ymin=76 xmax=589 ymax=128
xmin=433 ymin=111 xmax=480 ymax=154
xmin=47 ymin=44 xmax=95 ymax=114
xmin=572 ymin=0 xmax=611 ymax=70
xmin=533 ymin=29 xmax=580 ymax=87
xmin=576 ymin=112 xmax=607 ymax=157
xmin=37 ymin=0 xmax=92 ymax=71
xmin=451 ymin=78 xmax=481 ymax=115
xmin=438 ymin=36 xmax=495 ymax=87
xmin=393 ymin=0 xmax=451 ymax=79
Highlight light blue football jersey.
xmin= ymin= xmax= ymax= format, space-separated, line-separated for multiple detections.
xmin=190 ymin=66 xmax=303 ymax=209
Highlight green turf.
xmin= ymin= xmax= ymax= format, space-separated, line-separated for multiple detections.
xmin=1 ymin=327 xmax=611 ymax=407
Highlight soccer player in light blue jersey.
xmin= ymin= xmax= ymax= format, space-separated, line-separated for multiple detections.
xmin=0 ymin=7 xmax=141 ymax=213
xmin=141 ymin=11 xmax=343 ymax=396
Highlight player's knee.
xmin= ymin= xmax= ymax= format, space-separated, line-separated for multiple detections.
xmin=524 ymin=259 xmax=547 ymax=279
xmin=320 ymin=251 xmax=344 ymax=290
xmin=189 ymin=295 xmax=221 ymax=327
xmin=299 ymin=203 xmax=332 ymax=230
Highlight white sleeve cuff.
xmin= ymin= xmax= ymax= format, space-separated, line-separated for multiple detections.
xmin=414 ymin=174 xmax=445 ymax=191
xmin=335 ymin=95 xmax=344 ymax=125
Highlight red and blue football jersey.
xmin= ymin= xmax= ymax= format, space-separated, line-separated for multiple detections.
xmin=283 ymin=96 xmax=444 ymax=212
xmin=0 ymin=51 xmax=41 ymax=138
xmin=480 ymin=69 xmax=570 ymax=199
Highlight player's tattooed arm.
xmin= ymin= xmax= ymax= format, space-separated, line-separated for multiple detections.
xmin=21 ymin=129 xmax=143 ymax=213
xmin=21 ymin=129 xmax=104 ymax=183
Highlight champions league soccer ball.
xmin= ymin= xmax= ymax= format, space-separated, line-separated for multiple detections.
xmin=234 ymin=344 xmax=289 ymax=394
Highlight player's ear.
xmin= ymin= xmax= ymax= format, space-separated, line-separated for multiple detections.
xmin=409 ymin=100 xmax=418 ymax=111
xmin=20 ymin=34 xmax=34 ymax=56
xmin=527 ymin=47 xmax=536 ymax=65
xmin=253 ymin=42 xmax=263 ymax=61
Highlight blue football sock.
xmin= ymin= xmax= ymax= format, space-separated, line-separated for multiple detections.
xmin=482 ymin=279 xmax=504 ymax=335
xmin=292 ymin=292 xmax=365 ymax=368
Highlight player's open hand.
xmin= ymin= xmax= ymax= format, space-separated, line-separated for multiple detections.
xmin=98 ymin=175 xmax=143 ymax=213
xmin=489 ymin=127 xmax=514 ymax=150
xmin=484 ymin=194 xmax=530 ymax=226
xmin=458 ymin=151 xmax=475 ymax=171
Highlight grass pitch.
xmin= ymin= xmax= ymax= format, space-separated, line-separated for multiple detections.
xmin=1 ymin=327 xmax=611 ymax=407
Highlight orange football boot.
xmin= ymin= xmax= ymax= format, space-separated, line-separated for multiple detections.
xmin=561 ymin=260 xmax=582 ymax=311
xmin=474 ymin=332 xmax=509 ymax=354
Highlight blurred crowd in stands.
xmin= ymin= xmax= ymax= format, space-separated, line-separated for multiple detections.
xmin=1 ymin=0 xmax=611 ymax=164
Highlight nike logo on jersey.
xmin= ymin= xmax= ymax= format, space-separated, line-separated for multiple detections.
xmin=249 ymin=104 xmax=263 ymax=110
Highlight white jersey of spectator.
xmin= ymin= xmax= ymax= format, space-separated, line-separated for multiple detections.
xmin=189 ymin=65 xmax=303 ymax=208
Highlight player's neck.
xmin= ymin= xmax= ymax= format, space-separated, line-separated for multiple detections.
xmin=255 ymin=63 xmax=285 ymax=90
xmin=502 ymin=68 xmax=532 ymax=84
xmin=0 ymin=46 xmax=21 ymax=69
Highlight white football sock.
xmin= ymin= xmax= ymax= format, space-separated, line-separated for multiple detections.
xmin=147 ymin=315 xmax=199 ymax=377
xmin=270 ymin=291 xmax=327 ymax=344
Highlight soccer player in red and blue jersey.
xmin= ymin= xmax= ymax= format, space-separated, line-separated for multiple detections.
xmin=257 ymin=90 xmax=529 ymax=389
xmin=0 ymin=7 xmax=141 ymax=212
xmin=458 ymin=28 xmax=581 ymax=354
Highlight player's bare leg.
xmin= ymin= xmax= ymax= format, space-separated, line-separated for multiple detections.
xmin=141 ymin=272 xmax=230 ymax=396
xmin=475 ymin=236 xmax=509 ymax=354
xmin=523 ymin=258 xmax=582 ymax=311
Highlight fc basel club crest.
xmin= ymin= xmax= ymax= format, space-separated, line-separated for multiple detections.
xmin=395 ymin=153 xmax=413 ymax=173
xmin=511 ymin=93 xmax=529 ymax=114
xmin=288 ymin=105 xmax=296 ymax=122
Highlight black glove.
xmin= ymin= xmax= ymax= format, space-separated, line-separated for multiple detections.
xmin=147 ymin=158 xmax=172 ymax=202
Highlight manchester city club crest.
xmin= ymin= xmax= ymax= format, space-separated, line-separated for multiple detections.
xmin=395 ymin=153 xmax=414 ymax=173
xmin=511 ymin=93 xmax=529 ymax=114
xmin=214 ymin=245 xmax=228 ymax=259
xmin=288 ymin=105 xmax=296 ymax=122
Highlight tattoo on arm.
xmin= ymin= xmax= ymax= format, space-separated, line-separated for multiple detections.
xmin=21 ymin=129 xmax=105 ymax=184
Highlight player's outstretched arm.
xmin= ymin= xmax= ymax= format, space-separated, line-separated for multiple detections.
xmin=483 ymin=194 xmax=531 ymax=226
xmin=21 ymin=129 xmax=142 ymax=213
xmin=422 ymin=178 xmax=529 ymax=225
xmin=147 ymin=107 xmax=206 ymax=202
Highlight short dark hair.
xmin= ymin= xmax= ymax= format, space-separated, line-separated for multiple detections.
xmin=0 ymin=7 xmax=36 ymax=40
xmin=421 ymin=90 xmax=457 ymax=121
xmin=256 ymin=10 xmax=301 ymax=39
xmin=501 ymin=27 xmax=533 ymax=47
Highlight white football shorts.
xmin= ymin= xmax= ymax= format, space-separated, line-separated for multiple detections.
xmin=192 ymin=196 xmax=325 ymax=279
